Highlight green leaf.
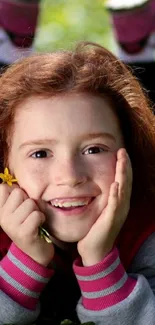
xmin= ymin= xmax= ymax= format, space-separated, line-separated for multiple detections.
xmin=60 ymin=320 xmax=75 ymax=325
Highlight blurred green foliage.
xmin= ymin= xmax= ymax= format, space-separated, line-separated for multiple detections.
xmin=35 ymin=0 xmax=116 ymax=52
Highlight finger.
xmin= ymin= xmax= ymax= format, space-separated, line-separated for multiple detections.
xmin=106 ymin=182 xmax=119 ymax=218
xmin=120 ymin=151 xmax=132 ymax=200
xmin=96 ymin=182 xmax=119 ymax=229
xmin=0 ymin=183 xmax=19 ymax=208
xmin=115 ymin=148 xmax=127 ymax=182
xmin=3 ymin=187 xmax=28 ymax=215
xmin=12 ymin=198 xmax=39 ymax=225
xmin=20 ymin=210 xmax=45 ymax=238
xmin=115 ymin=148 xmax=132 ymax=200
xmin=19 ymin=187 xmax=30 ymax=201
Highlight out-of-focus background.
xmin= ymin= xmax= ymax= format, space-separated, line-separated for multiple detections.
xmin=35 ymin=0 xmax=116 ymax=52
xmin=1 ymin=0 xmax=155 ymax=103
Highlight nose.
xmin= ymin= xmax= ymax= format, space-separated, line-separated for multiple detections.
xmin=51 ymin=157 xmax=88 ymax=188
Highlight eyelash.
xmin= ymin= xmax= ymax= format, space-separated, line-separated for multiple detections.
xmin=31 ymin=150 xmax=51 ymax=159
xmin=83 ymin=146 xmax=108 ymax=155
xmin=30 ymin=146 xmax=108 ymax=159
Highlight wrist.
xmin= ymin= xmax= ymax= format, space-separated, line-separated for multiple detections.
xmin=27 ymin=249 xmax=55 ymax=267
xmin=1 ymin=243 xmax=54 ymax=310
xmin=81 ymin=246 xmax=113 ymax=266
xmin=74 ymin=247 xmax=137 ymax=311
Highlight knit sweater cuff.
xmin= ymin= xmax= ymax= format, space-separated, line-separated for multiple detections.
xmin=0 ymin=243 xmax=54 ymax=310
xmin=73 ymin=247 xmax=136 ymax=311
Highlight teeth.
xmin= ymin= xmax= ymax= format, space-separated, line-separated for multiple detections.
xmin=51 ymin=200 xmax=90 ymax=208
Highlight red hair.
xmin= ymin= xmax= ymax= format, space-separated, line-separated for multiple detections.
xmin=0 ymin=41 xmax=154 ymax=224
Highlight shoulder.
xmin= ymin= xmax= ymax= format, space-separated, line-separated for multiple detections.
xmin=128 ymin=232 xmax=155 ymax=276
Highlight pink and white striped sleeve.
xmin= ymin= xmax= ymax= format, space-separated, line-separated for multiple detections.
xmin=0 ymin=242 xmax=54 ymax=310
xmin=73 ymin=247 xmax=137 ymax=311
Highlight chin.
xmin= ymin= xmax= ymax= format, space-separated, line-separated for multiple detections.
xmin=55 ymin=235 xmax=83 ymax=243
xmin=54 ymin=229 xmax=89 ymax=243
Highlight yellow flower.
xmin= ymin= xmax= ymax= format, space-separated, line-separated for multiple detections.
xmin=0 ymin=167 xmax=17 ymax=187
xmin=0 ymin=168 xmax=52 ymax=244
xmin=39 ymin=226 xmax=52 ymax=244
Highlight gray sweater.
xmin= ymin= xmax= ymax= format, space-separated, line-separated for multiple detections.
xmin=1 ymin=232 xmax=155 ymax=325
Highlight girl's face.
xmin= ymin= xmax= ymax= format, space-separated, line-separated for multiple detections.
xmin=9 ymin=93 xmax=124 ymax=242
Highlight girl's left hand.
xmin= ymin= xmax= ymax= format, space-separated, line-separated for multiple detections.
xmin=77 ymin=148 xmax=133 ymax=266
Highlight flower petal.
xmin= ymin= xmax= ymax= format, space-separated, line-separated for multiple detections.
xmin=4 ymin=168 xmax=9 ymax=175
xmin=0 ymin=174 xmax=5 ymax=181
xmin=7 ymin=181 xmax=13 ymax=187
xmin=11 ymin=179 xmax=18 ymax=183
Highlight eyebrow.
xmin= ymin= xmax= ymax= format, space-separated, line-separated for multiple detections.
xmin=81 ymin=132 xmax=116 ymax=142
xmin=19 ymin=139 xmax=57 ymax=150
xmin=19 ymin=132 xmax=116 ymax=150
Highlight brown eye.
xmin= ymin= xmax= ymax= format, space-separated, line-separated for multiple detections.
xmin=31 ymin=150 xmax=48 ymax=158
xmin=84 ymin=146 xmax=105 ymax=155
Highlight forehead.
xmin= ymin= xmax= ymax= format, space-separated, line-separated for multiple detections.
xmin=13 ymin=93 xmax=122 ymax=141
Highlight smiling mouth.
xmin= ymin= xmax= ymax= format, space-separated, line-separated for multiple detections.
xmin=48 ymin=197 xmax=94 ymax=211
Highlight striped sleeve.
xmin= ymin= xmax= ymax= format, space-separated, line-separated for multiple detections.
xmin=0 ymin=242 xmax=54 ymax=310
xmin=73 ymin=247 xmax=137 ymax=311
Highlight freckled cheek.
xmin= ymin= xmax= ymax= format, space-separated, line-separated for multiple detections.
xmin=89 ymin=154 xmax=117 ymax=189
xmin=15 ymin=165 xmax=47 ymax=199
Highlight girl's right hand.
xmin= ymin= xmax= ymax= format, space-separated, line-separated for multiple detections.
xmin=0 ymin=184 xmax=54 ymax=267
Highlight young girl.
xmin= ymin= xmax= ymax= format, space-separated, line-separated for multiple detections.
xmin=0 ymin=41 xmax=155 ymax=325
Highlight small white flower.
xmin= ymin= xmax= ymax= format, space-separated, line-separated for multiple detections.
xmin=106 ymin=0 xmax=149 ymax=10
